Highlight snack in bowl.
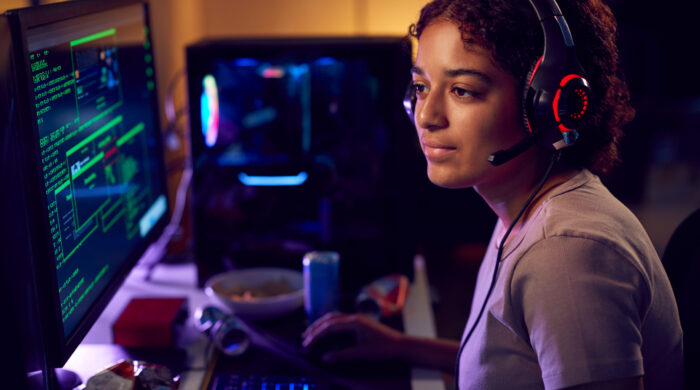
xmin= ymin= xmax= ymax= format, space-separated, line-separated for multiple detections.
xmin=226 ymin=277 xmax=297 ymax=302
xmin=204 ymin=268 xmax=304 ymax=320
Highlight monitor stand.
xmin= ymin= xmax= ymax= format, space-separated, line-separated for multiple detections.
xmin=27 ymin=368 xmax=81 ymax=390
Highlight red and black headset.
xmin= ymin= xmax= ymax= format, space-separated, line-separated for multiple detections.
xmin=403 ymin=0 xmax=593 ymax=166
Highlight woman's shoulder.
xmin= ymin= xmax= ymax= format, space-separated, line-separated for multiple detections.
xmin=516 ymin=169 xmax=659 ymax=275
xmin=540 ymin=169 xmax=649 ymax=246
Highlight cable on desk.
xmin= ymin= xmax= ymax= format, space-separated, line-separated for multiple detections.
xmin=199 ymin=348 xmax=220 ymax=390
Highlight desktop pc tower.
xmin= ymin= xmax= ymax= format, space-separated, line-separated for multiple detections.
xmin=186 ymin=38 xmax=423 ymax=293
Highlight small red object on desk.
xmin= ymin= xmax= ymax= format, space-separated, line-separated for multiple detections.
xmin=113 ymin=297 xmax=188 ymax=347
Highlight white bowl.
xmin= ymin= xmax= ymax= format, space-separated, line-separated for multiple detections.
xmin=204 ymin=267 xmax=304 ymax=320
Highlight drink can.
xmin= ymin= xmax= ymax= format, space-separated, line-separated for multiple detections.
xmin=303 ymin=251 xmax=340 ymax=323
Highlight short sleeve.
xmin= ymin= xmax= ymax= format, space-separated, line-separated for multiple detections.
xmin=510 ymin=235 xmax=650 ymax=389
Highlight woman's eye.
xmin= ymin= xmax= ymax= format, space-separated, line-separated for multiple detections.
xmin=452 ymin=87 xmax=473 ymax=98
xmin=412 ymin=82 xmax=428 ymax=96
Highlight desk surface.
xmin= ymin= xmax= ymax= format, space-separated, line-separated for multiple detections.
xmin=65 ymin=257 xmax=446 ymax=390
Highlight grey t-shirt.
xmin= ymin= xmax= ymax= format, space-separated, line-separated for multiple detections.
xmin=458 ymin=169 xmax=683 ymax=390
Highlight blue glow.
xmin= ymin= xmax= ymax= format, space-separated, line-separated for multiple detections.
xmin=217 ymin=152 xmax=289 ymax=167
xmin=233 ymin=58 xmax=259 ymax=67
xmin=288 ymin=64 xmax=309 ymax=81
xmin=563 ymin=129 xmax=579 ymax=145
xmin=200 ymin=92 xmax=209 ymax=135
xmin=139 ymin=195 xmax=167 ymax=237
xmin=74 ymin=184 xmax=130 ymax=197
xmin=238 ymin=172 xmax=308 ymax=186
xmin=315 ymin=57 xmax=339 ymax=66
xmin=242 ymin=106 xmax=277 ymax=128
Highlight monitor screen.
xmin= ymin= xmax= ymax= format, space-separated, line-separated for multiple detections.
xmin=6 ymin=0 xmax=169 ymax=367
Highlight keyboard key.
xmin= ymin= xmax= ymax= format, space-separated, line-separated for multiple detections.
xmin=212 ymin=374 xmax=318 ymax=390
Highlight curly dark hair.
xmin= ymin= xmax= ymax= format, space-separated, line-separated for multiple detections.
xmin=409 ymin=0 xmax=635 ymax=176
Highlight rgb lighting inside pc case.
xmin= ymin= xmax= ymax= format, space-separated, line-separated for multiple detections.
xmin=187 ymin=38 xmax=421 ymax=291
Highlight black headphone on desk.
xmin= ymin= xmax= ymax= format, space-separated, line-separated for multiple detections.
xmin=195 ymin=306 xmax=251 ymax=356
xmin=403 ymin=0 xmax=592 ymax=166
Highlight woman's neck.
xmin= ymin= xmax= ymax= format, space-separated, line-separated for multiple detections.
xmin=475 ymin=151 xmax=579 ymax=232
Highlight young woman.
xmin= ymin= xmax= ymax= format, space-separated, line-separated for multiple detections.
xmin=302 ymin=1 xmax=683 ymax=389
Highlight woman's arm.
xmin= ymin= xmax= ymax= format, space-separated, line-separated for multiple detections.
xmin=563 ymin=376 xmax=643 ymax=390
xmin=397 ymin=333 xmax=460 ymax=372
xmin=302 ymin=312 xmax=459 ymax=373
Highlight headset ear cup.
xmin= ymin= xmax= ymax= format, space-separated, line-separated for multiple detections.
xmin=522 ymin=58 xmax=541 ymax=134
xmin=403 ymin=82 xmax=416 ymax=124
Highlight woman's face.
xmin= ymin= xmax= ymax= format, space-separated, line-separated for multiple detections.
xmin=411 ymin=19 xmax=525 ymax=190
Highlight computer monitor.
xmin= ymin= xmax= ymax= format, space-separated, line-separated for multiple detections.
xmin=0 ymin=0 xmax=169 ymax=387
xmin=186 ymin=38 xmax=422 ymax=291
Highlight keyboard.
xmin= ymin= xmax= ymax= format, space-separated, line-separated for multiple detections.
xmin=210 ymin=373 xmax=318 ymax=390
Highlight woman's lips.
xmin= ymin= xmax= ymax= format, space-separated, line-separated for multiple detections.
xmin=422 ymin=142 xmax=456 ymax=161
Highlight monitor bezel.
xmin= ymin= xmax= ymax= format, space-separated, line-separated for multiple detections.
xmin=7 ymin=0 xmax=170 ymax=367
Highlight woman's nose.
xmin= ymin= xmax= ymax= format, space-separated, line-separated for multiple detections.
xmin=415 ymin=91 xmax=448 ymax=131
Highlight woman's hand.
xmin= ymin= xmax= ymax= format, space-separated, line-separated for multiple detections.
xmin=301 ymin=312 xmax=406 ymax=363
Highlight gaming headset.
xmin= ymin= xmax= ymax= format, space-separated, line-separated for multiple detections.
xmin=403 ymin=0 xmax=592 ymax=166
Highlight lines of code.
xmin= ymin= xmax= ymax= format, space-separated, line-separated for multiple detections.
xmin=29 ymin=25 xmax=165 ymax=334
